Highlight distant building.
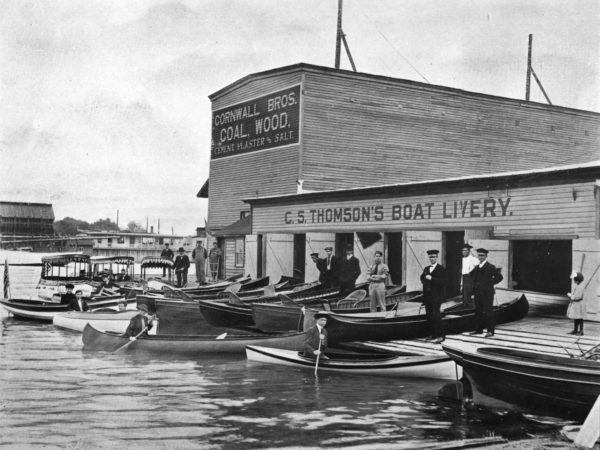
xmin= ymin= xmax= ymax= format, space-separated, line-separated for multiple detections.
xmin=0 ymin=202 xmax=56 ymax=251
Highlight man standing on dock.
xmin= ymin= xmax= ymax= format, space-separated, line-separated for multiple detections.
xmin=160 ymin=243 xmax=174 ymax=278
xmin=469 ymin=248 xmax=503 ymax=338
xmin=338 ymin=246 xmax=361 ymax=296
xmin=420 ymin=250 xmax=447 ymax=343
xmin=321 ymin=247 xmax=340 ymax=288
xmin=367 ymin=250 xmax=388 ymax=312
xmin=173 ymin=247 xmax=190 ymax=287
xmin=460 ymin=244 xmax=479 ymax=308
xmin=208 ymin=242 xmax=222 ymax=281
xmin=192 ymin=241 xmax=207 ymax=284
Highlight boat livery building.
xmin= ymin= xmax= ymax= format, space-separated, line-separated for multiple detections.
xmin=205 ymin=63 xmax=599 ymax=307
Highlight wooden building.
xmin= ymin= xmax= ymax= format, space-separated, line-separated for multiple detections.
xmin=206 ymin=63 xmax=600 ymax=282
xmin=0 ymin=202 xmax=56 ymax=251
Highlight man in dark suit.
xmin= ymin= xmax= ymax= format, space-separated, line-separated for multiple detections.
xmin=69 ymin=290 xmax=90 ymax=312
xmin=173 ymin=247 xmax=190 ymax=287
xmin=321 ymin=247 xmax=340 ymax=288
xmin=160 ymin=243 xmax=174 ymax=277
xmin=303 ymin=312 xmax=328 ymax=358
xmin=469 ymin=248 xmax=504 ymax=337
xmin=420 ymin=249 xmax=447 ymax=343
xmin=60 ymin=283 xmax=77 ymax=307
xmin=310 ymin=252 xmax=326 ymax=284
xmin=338 ymin=246 xmax=361 ymax=296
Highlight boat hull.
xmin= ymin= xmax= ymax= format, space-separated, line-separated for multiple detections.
xmin=442 ymin=342 xmax=600 ymax=419
xmin=198 ymin=299 xmax=255 ymax=329
xmin=82 ymin=324 xmax=306 ymax=354
xmin=323 ymin=295 xmax=528 ymax=344
xmin=155 ymin=299 xmax=228 ymax=334
xmin=53 ymin=310 xmax=139 ymax=333
xmin=246 ymin=345 xmax=460 ymax=379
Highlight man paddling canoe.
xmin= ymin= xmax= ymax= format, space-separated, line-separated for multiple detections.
xmin=124 ymin=304 xmax=156 ymax=340
xmin=303 ymin=311 xmax=329 ymax=359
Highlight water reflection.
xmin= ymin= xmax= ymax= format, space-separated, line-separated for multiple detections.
xmin=0 ymin=313 xmax=564 ymax=448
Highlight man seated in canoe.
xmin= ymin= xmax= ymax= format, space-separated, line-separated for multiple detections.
xmin=303 ymin=312 xmax=329 ymax=359
xmin=124 ymin=304 xmax=156 ymax=340
xmin=68 ymin=290 xmax=90 ymax=312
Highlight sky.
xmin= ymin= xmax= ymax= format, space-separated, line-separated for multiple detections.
xmin=1 ymin=0 xmax=598 ymax=236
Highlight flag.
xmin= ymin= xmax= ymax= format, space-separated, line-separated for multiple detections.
xmin=3 ymin=259 xmax=9 ymax=299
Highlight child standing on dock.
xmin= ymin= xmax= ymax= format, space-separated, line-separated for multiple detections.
xmin=567 ymin=271 xmax=585 ymax=336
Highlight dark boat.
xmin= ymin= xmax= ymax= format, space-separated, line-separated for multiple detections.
xmin=442 ymin=340 xmax=600 ymax=419
xmin=197 ymin=283 xmax=371 ymax=330
xmin=322 ymin=294 xmax=529 ymax=344
xmin=252 ymin=288 xmax=418 ymax=333
xmin=82 ymin=324 xmax=306 ymax=354
xmin=154 ymin=298 xmax=234 ymax=335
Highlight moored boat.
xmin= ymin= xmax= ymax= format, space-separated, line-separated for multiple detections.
xmin=82 ymin=324 xmax=307 ymax=354
xmin=442 ymin=339 xmax=600 ymax=419
xmin=321 ymin=294 xmax=529 ymax=344
xmin=53 ymin=310 xmax=139 ymax=333
xmin=245 ymin=345 xmax=460 ymax=379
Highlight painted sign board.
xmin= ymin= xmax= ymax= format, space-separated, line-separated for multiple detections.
xmin=211 ymin=85 xmax=301 ymax=159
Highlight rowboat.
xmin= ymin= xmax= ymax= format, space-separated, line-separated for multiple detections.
xmin=154 ymin=298 xmax=230 ymax=335
xmin=442 ymin=339 xmax=600 ymax=419
xmin=251 ymin=289 xmax=420 ymax=333
xmin=321 ymin=294 xmax=529 ymax=344
xmin=82 ymin=324 xmax=307 ymax=354
xmin=53 ymin=310 xmax=139 ymax=333
xmin=0 ymin=294 xmax=134 ymax=322
xmin=245 ymin=345 xmax=460 ymax=379
xmin=496 ymin=287 xmax=569 ymax=315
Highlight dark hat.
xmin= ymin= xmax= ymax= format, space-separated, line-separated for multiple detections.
xmin=65 ymin=283 xmax=74 ymax=289
xmin=314 ymin=311 xmax=329 ymax=319
xmin=164 ymin=243 xmax=169 ymax=246
xmin=374 ymin=250 xmax=383 ymax=257
xmin=426 ymin=250 xmax=439 ymax=255
xmin=476 ymin=248 xmax=489 ymax=255
xmin=345 ymin=246 xmax=354 ymax=252
xmin=178 ymin=247 xmax=185 ymax=252
xmin=324 ymin=246 xmax=333 ymax=251
xmin=461 ymin=243 xmax=473 ymax=250
xmin=571 ymin=271 xmax=584 ymax=282
xmin=310 ymin=252 xmax=319 ymax=257
xmin=137 ymin=304 xmax=149 ymax=313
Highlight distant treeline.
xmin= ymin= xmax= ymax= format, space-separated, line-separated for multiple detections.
xmin=53 ymin=217 xmax=144 ymax=235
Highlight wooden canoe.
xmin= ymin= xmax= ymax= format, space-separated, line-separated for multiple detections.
xmin=82 ymin=324 xmax=307 ymax=354
xmin=246 ymin=345 xmax=460 ymax=379
xmin=53 ymin=310 xmax=139 ymax=333
xmin=322 ymin=294 xmax=529 ymax=344
xmin=251 ymin=290 xmax=423 ymax=333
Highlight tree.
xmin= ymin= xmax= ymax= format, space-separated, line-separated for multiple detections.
xmin=126 ymin=221 xmax=145 ymax=232
xmin=53 ymin=217 xmax=90 ymax=235
xmin=89 ymin=218 xmax=120 ymax=232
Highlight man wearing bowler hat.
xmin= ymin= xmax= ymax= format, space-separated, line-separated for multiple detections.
xmin=303 ymin=311 xmax=328 ymax=359
xmin=420 ymin=250 xmax=447 ymax=343
xmin=338 ymin=246 xmax=361 ymax=296
xmin=321 ymin=246 xmax=340 ymax=288
xmin=173 ymin=247 xmax=190 ymax=287
xmin=460 ymin=244 xmax=479 ymax=308
xmin=469 ymin=248 xmax=503 ymax=337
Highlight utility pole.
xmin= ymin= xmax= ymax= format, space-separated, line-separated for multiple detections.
xmin=525 ymin=34 xmax=532 ymax=101
xmin=116 ymin=209 xmax=119 ymax=226
xmin=335 ymin=0 xmax=343 ymax=69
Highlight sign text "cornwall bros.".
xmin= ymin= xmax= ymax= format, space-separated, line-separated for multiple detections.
xmin=284 ymin=198 xmax=512 ymax=224
xmin=211 ymin=85 xmax=301 ymax=159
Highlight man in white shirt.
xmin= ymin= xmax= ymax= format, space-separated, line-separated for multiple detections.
xmin=461 ymin=244 xmax=479 ymax=308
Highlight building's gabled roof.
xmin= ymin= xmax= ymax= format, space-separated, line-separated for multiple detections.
xmin=0 ymin=202 xmax=55 ymax=220
xmin=212 ymin=215 xmax=252 ymax=237
xmin=197 ymin=179 xmax=209 ymax=198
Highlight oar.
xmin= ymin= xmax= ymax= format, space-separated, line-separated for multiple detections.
xmin=113 ymin=324 xmax=149 ymax=353
xmin=216 ymin=332 xmax=227 ymax=340
xmin=314 ymin=335 xmax=322 ymax=376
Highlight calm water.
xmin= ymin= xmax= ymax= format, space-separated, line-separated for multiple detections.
xmin=0 ymin=312 xmax=568 ymax=449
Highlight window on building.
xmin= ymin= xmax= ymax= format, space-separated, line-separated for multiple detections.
xmin=159 ymin=238 xmax=164 ymax=245
xmin=117 ymin=236 xmax=125 ymax=244
xmin=107 ymin=238 xmax=112 ymax=247
xmin=240 ymin=211 xmax=250 ymax=219
xmin=235 ymin=238 xmax=245 ymax=268
xmin=130 ymin=236 xmax=135 ymax=245
xmin=97 ymin=239 xmax=102 ymax=244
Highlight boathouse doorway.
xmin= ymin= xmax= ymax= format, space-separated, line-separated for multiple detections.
xmin=386 ymin=232 xmax=403 ymax=285
xmin=335 ymin=233 xmax=354 ymax=258
xmin=293 ymin=234 xmax=306 ymax=280
xmin=511 ymin=240 xmax=572 ymax=294
xmin=256 ymin=234 xmax=264 ymax=278
xmin=443 ymin=231 xmax=465 ymax=297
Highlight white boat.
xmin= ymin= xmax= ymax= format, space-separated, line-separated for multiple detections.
xmin=53 ymin=310 xmax=140 ymax=333
xmin=245 ymin=345 xmax=460 ymax=379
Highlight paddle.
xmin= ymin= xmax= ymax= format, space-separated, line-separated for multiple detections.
xmin=113 ymin=324 xmax=149 ymax=353
xmin=314 ymin=334 xmax=322 ymax=376
xmin=216 ymin=332 xmax=227 ymax=340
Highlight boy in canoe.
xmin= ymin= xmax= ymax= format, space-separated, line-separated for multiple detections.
xmin=303 ymin=312 xmax=329 ymax=359
xmin=124 ymin=304 xmax=156 ymax=340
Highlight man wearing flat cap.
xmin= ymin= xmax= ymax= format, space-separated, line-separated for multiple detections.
xmin=303 ymin=311 xmax=328 ymax=358
xmin=469 ymin=248 xmax=503 ymax=337
xmin=460 ymin=244 xmax=479 ymax=308
xmin=420 ymin=250 xmax=447 ymax=343
xmin=321 ymin=247 xmax=340 ymax=289
xmin=173 ymin=247 xmax=190 ymax=287
xmin=338 ymin=246 xmax=361 ymax=296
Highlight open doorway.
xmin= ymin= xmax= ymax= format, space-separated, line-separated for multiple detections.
xmin=293 ymin=234 xmax=306 ymax=281
xmin=335 ymin=233 xmax=354 ymax=257
xmin=443 ymin=231 xmax=465 ymax=297
xmin=512 ymin=240 xmax=572 ymax=294
xmin=386 ymin=232 xmax=403 ymax=285
xmin=256 ymin=234 xmax=264 ymax=278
